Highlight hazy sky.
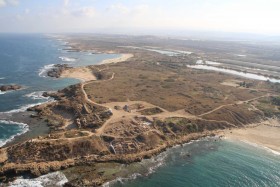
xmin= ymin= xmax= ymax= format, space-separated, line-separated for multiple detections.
xmin=0 ymin=0 xmax=280 ymax=35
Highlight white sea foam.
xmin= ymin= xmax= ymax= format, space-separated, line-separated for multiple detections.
xmin=102 ymin=174 xmax=142 ymax=187
xmin=25 ymin=91 xmax=49 ymax=100
xmin=103 ymin=151 xmax=168 ymax=186
xmin=38 ymin=64 xmax=55 ymax=77
xmin=103 ymin=137 xmax=214 ymax=187
xmin=0 ymin=77 xmax=5 ymax=80
xmin=59 ymin=56 xmax=76 ymax=62
xmin=0 ymin=120 xmax=29 ymax=147
xmin=187 ymin=65 xmax=280 ymax=83
xmin=147 ymin=153 xmax=167 ymax=175
xmin=8 ymin=171 xmax=68 ymax=187
xmin=0 ymin=100 xmax=54 ymax=114
xmin=241 ymin=140 xmax=280 ymax=156
xmin=0 ymin=90 xmax=15 ymax=95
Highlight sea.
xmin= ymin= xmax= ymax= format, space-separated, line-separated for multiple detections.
xmin=0 ymin=34 xmax=119 ymax=147
xmin=1 ymin=34 xmax=280 ymax=187
xmin=107 ymin=138 xmax=280 ymax=187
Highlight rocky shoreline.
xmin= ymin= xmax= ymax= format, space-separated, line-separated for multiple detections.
xmin=0 ymin=130 xmax=213 ymax=185
xmin=47 ymin=64 xmax=70 ymax=78
xmin=0 ymin=79 xmax=233 ymax=185
xmin=1 ymin=36 xmax=280 ymax=187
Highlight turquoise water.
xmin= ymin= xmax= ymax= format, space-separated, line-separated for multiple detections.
xmin=0 ymin=34 xmax=120 ymax=146
xmin=111 ymin=138 xmax=280 ymax=187
xmin=1 ymin=34 xmax=280 ymax=187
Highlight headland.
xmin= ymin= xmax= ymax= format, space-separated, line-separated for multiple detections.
xmin=0 ymin=34 xmax=279 ymax=186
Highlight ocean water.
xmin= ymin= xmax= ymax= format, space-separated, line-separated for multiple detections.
xmin=110 ymin=138 xmax=280 ymax=187
xmin=9 ymin=171 xmax=68 ymax=187
xmin=0 ymin=34 xmax=120 ymax=147
xmin=6 ymin=138 xmax=279 ymax=187
xmin=1 ymin=35 xmax=279 ymax=187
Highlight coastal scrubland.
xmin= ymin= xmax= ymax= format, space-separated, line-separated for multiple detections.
xmin=1 ymin=35 xmax=280 ymax=186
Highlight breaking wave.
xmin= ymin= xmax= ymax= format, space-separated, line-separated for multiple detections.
xmin=0 ymin=100 xmax=54 ymax=114
xmin=240 ymin=140 xmax=280 ymax=156
xmin=8 ymin=171 xmax=68 ymax=187
xmin=38 ymin=64 xmax=55 ymax=77
xmin=59 ymin=56 xmax=76 ymax=62
xmin=24 ymin=91 xmax=49 ymax=100
xmin=0 ymin=120 xmax=29 ymax=147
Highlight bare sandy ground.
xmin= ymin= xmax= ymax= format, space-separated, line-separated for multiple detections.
xmin=222 ymin=118 xmax=280 ymax=154
xmin=60 ymin=67 xmax=97 ymax=82
xmin=60 ymin=54 xmax=133 ymax=82
xmin=100 ymin=54 xmax=134 ymax=64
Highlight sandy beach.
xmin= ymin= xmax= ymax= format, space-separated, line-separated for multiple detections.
xmin=60 ymin=54 xmax=133 ymax=81
xmin=222 ymin=118 xmax=280 ymax=154
xmin=60 ymin=67 xmax=97 ymax=82
xmin=100 ymin=53 xmax=133 ymax=64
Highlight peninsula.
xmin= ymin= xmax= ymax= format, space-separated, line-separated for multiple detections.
xmin=0 ymin=35 xmax=279 ymax=186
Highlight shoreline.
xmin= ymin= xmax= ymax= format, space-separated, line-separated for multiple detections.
xmin=0 ymin=52 xmax=134 ymax=147
xmin=100 ymin=53 xmax=134 ymax=64
xmin=220 ymin=118 xmax=280 ymax=154
xmin=60 ymin=53 xmax=133 ymax=81
xmin=60 ymin=67 xmax=97 ymax=82
xmin=0 ymin=111 xmax=50 ymax=148
xmin=2 ymin=35 xmax=280 ymax=186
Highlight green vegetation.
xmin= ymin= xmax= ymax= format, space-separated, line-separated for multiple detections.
xmin=271 ymin=96 xmax=280 ymax=106
xmin=139 ymin=107 xmax=163 ymax=115
xmin=164 ymin=117 xmax=199 ymax=133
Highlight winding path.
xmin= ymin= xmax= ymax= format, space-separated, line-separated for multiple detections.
xmin=78 ymin=66 xmax=279 ymax=137
xmin=198 ymin=94 xmax=273 ymax=117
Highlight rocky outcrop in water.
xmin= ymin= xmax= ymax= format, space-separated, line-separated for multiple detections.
xmin=0 ymin=85 xmax=22 ymax=92
xmin=47 ymin=64 xmax=69 ymax=78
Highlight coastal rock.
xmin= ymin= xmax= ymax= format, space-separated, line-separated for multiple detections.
xmin=0 ymin=84 xmax=22 ymax=92
xmin=47 ymin=64 xmax=69 ymax=78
